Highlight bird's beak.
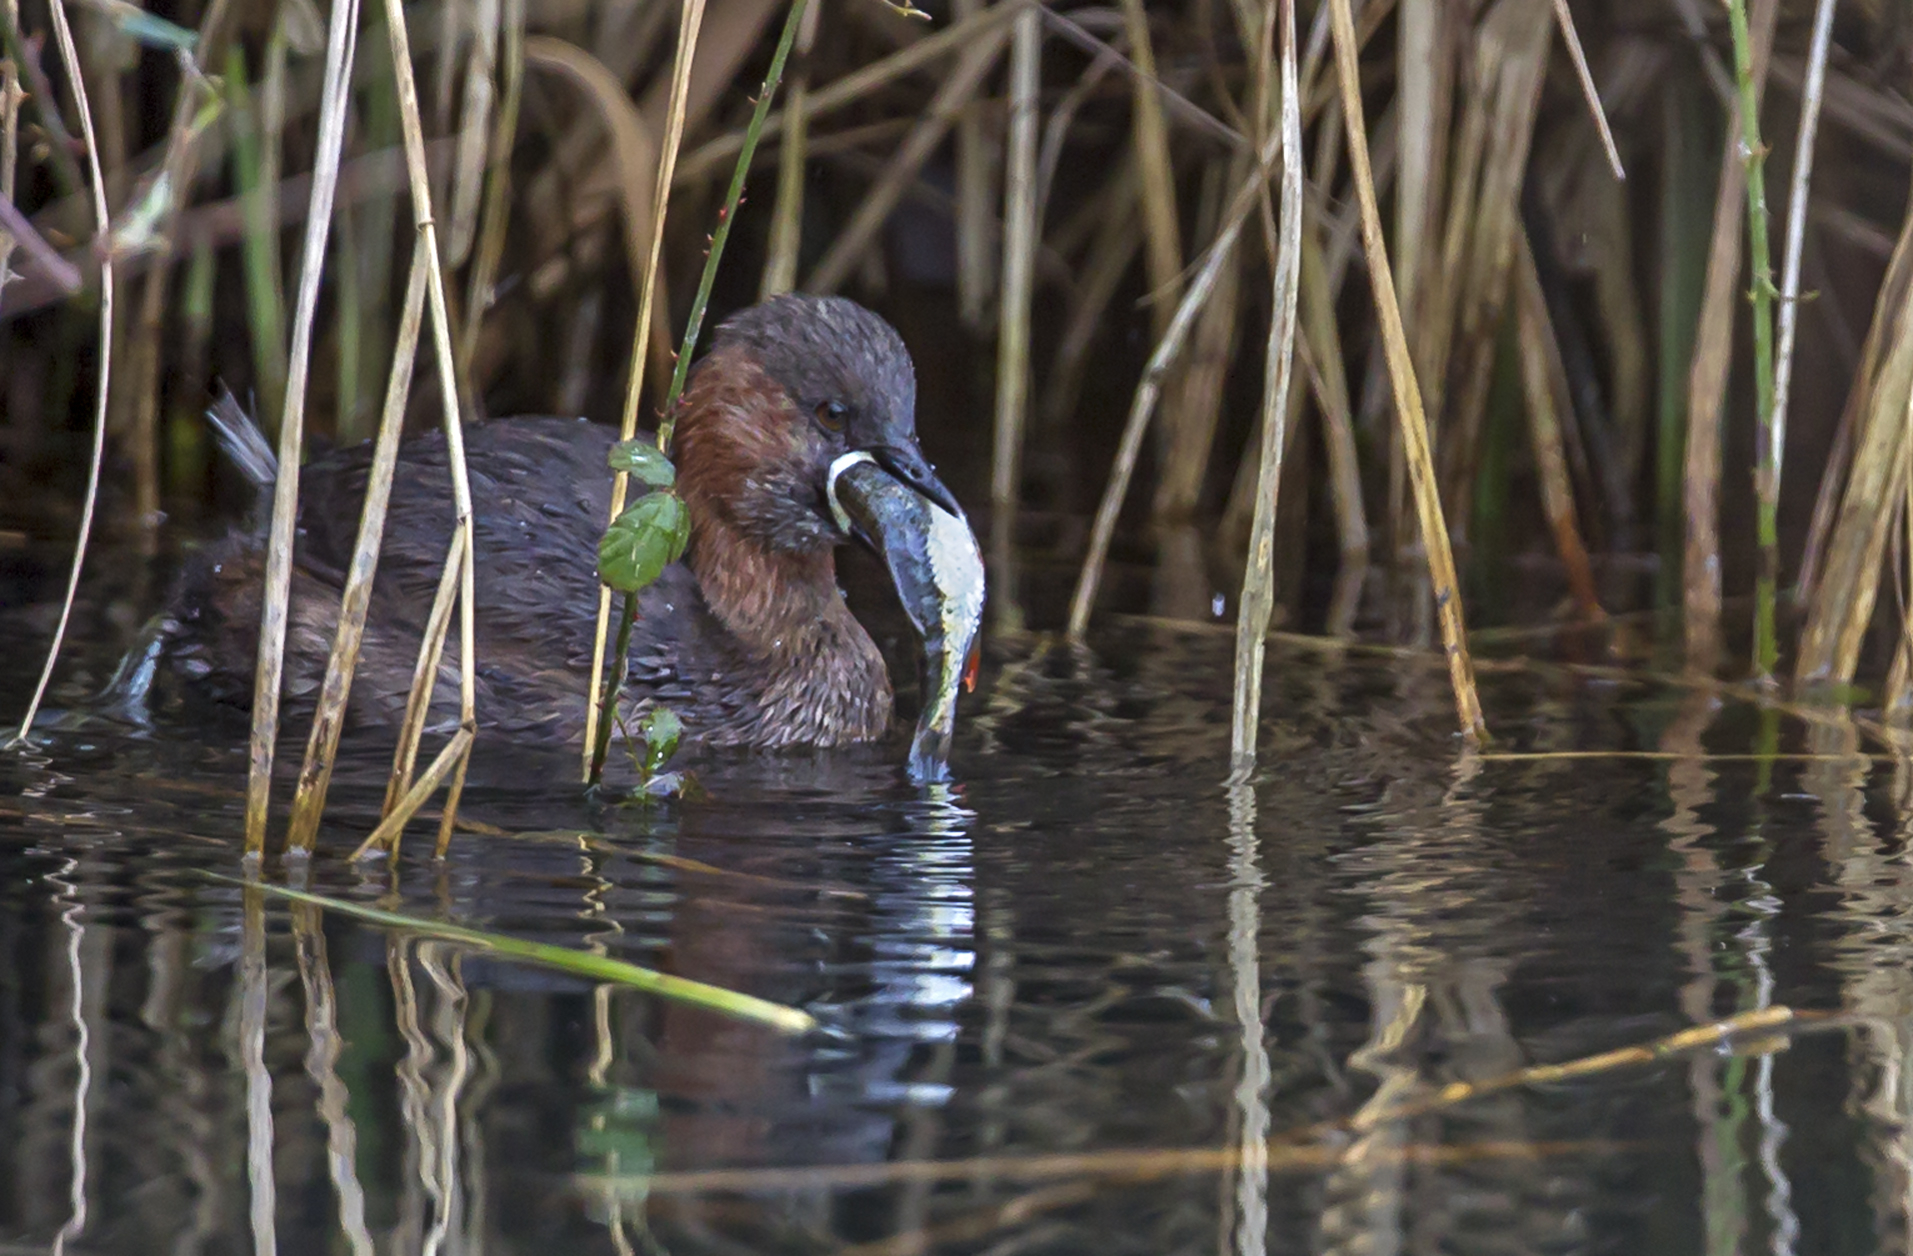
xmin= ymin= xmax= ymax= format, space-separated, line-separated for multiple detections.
xmin=868 ymin=441 xmax=963 ymax=520
xmin=827 ymin=450 xmax=984 ymax=782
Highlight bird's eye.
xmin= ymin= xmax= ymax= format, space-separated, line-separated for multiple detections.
xmin=816 ymin=400 xmax=849 ymax=433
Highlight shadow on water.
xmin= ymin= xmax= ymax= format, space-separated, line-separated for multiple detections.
xmin=1 ymin=587 xmax=1911 ymax=1254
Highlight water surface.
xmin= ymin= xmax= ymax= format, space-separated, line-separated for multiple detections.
xmin=0 ymin=593 xmax=1905 ymax=1255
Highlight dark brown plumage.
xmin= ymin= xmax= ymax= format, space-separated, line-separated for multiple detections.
xmin=159 ymin=295 xmax=960 ymax=750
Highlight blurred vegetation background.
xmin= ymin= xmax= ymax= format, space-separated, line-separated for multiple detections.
xmin=2 ymin=0 xmax=1911 ymax=694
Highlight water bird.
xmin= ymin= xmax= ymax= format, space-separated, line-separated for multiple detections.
xmin=155 ymin=295 xmax=985 ymax=778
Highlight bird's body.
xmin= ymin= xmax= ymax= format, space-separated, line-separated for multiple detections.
xmin=157 ymin=296 xmax=982 ymax=760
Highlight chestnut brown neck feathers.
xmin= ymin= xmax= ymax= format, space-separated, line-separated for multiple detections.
xmin=673 ymin=346 xmax=891 ymax=745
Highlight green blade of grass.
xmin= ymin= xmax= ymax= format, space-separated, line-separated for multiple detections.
xmin=210 ymin=875 xmax=816 ymax=1034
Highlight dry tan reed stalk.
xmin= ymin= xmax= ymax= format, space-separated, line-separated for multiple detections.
xmin=1433 ymin=1 xmax=1551 ymax=530
xmin=119 ymin=0 xmax=235 ymax=543
xmin=0 ymin=0 xmax=19 ymax=294
xmin=1298 ymin=227 xmax=1368 ymax=596
xmin=6 ymin=0 xmax=112 ymax=752
xmin=951 ymin=0 xmax=993 ymax=326
xmin=355 ymin=725 xmax=475 ymax=861
xmin=1219 ymin=363 xmax=1304 ymax=551
xmin=1795 ymin=221 xmax=1913 ymax=686
xmin=1769 ymin=0 xmax=1837 ymax=584
xmin=1681 ymin=0 xmax=1778 ymax=673
xmin=1036 ymin=4 xmax=1243 ymax=149
xmin=457 ymin=0 xmax=525 ymax=394
xmin=1887 ymin=414 xmax=1913 ymax=720
xmin=1227 ymin=0 xmax=1301 ymax=774
xmin=625 ymin=1008 xmax=1805 ymax=1201
xmin=1040 ymin=161 xmax=1140 ymax=426
xmin=1515 ymin=235 xmax=1603 ymax=623
xmin=1326 ymin=0 xmax=1483 ymax=740
xmin=242 ymin=0 xmax=360 ymax=858
xmin=284 ymin=241 xmax=431 ymax=855
xmin=1118 ymin=0 xmax=1181 ymax=344
xmin=444 ymin=0 xmax=500 ymax=268
xmin=1545 ymin=0 xmax=1622 ymax=181
xmin=761 ymin=0 xmax=823 ymax=298
xmin=581 ymin=0 xmax=707 ymax=779
xmin=381 ymin=528 xmax=465 ymax=825
xmin=990 ymin=3 xmax=1039 ymax=592
xmin=1392 ymin=0 xmax=1446 ymax=340
xmin=805 ymin=21 xmax=1009 ymax=292
xmin=1153 ymin=162 xmax=1240 ymax=524
xmin=1067 ymin=123 xmax=1285 ymax=639
xmin=378 ymin=0 xmax=481 ymax=848
xmin=524 ymin=38 xmax=662 ymax=339
xmin=674 ymin=0 xmax=1017 ymax=184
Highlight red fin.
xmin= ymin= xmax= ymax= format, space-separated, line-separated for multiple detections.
xmin=963 ymin=642 xmax=980 ymax=693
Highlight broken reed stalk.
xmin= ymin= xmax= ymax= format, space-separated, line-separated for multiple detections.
xmin=371 ymin=0 xmax=482 ymax=859
xmin=242 ymin=0 xmax=360 ymax=859
xmin=6 ymin=0 xmax=112 ymax=751
xmin=1768 ymin=0 xmax=1837 ymax=628
xmin=803 ymin=20 xmax=1008 ymax=294
xmin=760 ymin=0 xmax=822 ymax=298
xmin=1326 ymin=0 xmax=1483 ymax=741
xmin=1228 ymin=0 xmax=1302 ymax=776
xmin=588 ymin=0 xmax=809 ymax=785
xmin=989 ymin=0 xmax=1039 ymax=630
xmin=627 ymin=1005 xmax=1810 ymax=1198
xmin=1724 ymin=0 xmax=1779 ymax=680
xmin=284 ymin=239 xmax=431 ymax=855
xmin=381 ymin=527 xmax=465 ymax=826
xmin=582 ymin=0 xmax=707 ymax=782
xmin=1067 ymin=123 xmax=1286 ymax=639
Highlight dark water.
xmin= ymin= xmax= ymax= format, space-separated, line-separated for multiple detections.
xmin=0 ymin=579 xmax=1908 ymax=1255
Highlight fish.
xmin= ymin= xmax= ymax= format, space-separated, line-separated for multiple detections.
xmin=826 ymin=450 xmax=985 ymax=782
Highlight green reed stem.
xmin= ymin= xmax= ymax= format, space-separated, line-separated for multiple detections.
xmin=214 ymin=876 xmax=815 ymax=1032
xmin=655 ymin=0 xmax=808 ymax=456
xmin=588 ymin=0 xmax=811 ymax=785
xmin=1725 ymin=0 xmax=1778 ymax=680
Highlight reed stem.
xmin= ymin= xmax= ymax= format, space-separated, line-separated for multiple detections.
xmin=242 ymin=0 xmax=361 ymax=857
xmin=989 ymin=1 xmax=1039 ymax=631
xmin=760 ymin=0 xmax=821 ymax=298
xmin=1725 ymin=0 xmax=1778 ymax=680
xmin=588 ymin=0 xmax=812 ymax=784
xmin=582 ymin=0 xmax=708 ymax=780
xmin=285 ymin=239 xmax=431 ymax=854
xmin=7 ymin=0 xmax=112 ymax=752
xmin=372 ymin=0 xmax=482 ymax=853
xmin=1228 ymin=0 xmax=1301 ymax=776
xmin=1325 ymin=0 xmax=1483 ymax=741
xmin=1767 ymin=0 xmax=1837 ymax=662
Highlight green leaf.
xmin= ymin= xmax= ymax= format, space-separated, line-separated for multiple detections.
xmin=607 ymin=439 xmax=676 ymax=488
xmin=597 ymin=491 xmax=690 ymax=592
xmin=638 ymin=707 xmax=683 ymax=776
